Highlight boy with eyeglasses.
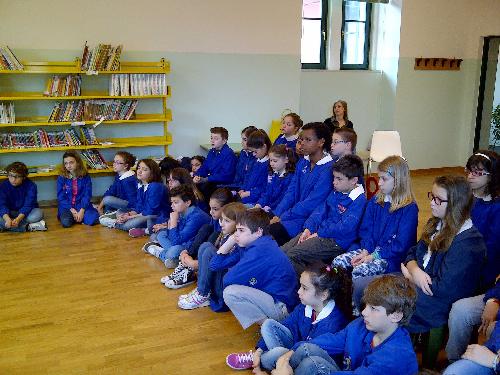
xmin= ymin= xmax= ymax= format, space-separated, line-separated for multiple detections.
xmin=0 ymin=161 xmax=46 ymax=232
xmin=330 ymin=128 xmax=357 ymax=162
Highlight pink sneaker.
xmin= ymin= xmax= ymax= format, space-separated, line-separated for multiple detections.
xmin=128 ymin=228 xmax=147 ymax=238
xmin=226 ymin=350 xmax=254 ymax=370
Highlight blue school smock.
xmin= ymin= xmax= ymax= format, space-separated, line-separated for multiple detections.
xmin=102 ymin=170 xmax=138 ymax=209
xmin=134 ymin=182 xmax=170 ymax=218
xmin=0 ymin=178 xmax=39 ymax=216
xmin=485 ymin=311 xmax=500 ymax=355
xmin=232 ymin=149 xmax=256 ymax=187
xmin=195 ymin=143 xmax=237 ymax=184
xmin=351 ymin=196 xmax=418 ymax=273
xmin=256 ymin=171 xmax=294 ymax=211
xmin=304 ymin=184 xmax=366 ymax=250
xmin=240 ymin=156 xmax=269 ymax=204
xmin=471 ymin=196 xmax=500 ymax=288
xmin=274 ymin=153 xmax=334 ymax=237
xmin=273 ymin=134 xmax=299 ymax=151
xmin=159 ymin=205 xmax=211 ymax=247
xmin=405 ymin=222 xmax=487 ymax=332
xmin=293 ymin=317 xmax=418 ymax=375
xmin=210 ymin=235 xmax=299 ymax=311
xmin=256 ymin=301 xmax=348 ymax=351
xmin=56 ymin=175 xmax=98 ymax=225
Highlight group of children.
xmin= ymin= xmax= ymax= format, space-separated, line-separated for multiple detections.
xmin=1 ymin=106 xmax=499 ymax=374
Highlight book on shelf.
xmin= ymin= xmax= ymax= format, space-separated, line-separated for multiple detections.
xmin=81 ymin=42 xmax=123 ymax=71
xmin=47 ymin=100 xmax=137 ymax=122
xmin=0 ymin=128 xmax=87 ymax=149
xmin=43 ymin=75 xmax=82 ymax=96
xmin=0 ymin=46 xmax=23 ymax=70
xmin=80 ymin=149 xmax=108 ymax=169
xmin=109 ymin=74 xmax=167 ymax=96
xmin=0 ymin=102 xmax=15 ymax=124
xmin=48 ymin=101 xmax=84 ymax=122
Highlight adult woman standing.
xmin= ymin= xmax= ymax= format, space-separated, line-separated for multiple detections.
xmin=323 ymin=100 xmax=354 ymax=133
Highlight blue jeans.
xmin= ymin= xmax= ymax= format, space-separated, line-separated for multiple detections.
xmin=445 ymin=294 xmax=485 ymax=361
xmin=0 ymin=208 xmax=43 ymax=232
xmin=197 ymin=242 xmax=220 ymax=296
xmin=443 ymin=359 xmax=494 ymax=375
xmin=59 ymin=207 xmax=99 ymax=228
xmin=102 ymin=195 xmax=128 ymax=212
xmin=154 ymin=230 xmax=187 ymax=262
xmin=289 ymin=343 xmax=340 ymax=375
xmin=259 ymin=319 xmax=295 ymax=370
xmin=114 ymin=211 xmax=156 ymax=231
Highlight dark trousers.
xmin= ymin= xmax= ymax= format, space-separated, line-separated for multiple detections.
xmin=269 ymin=222 xmax=292 ymax=246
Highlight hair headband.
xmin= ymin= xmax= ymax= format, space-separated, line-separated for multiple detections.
xmin=474 ymin=153 xmax=491 ymax=161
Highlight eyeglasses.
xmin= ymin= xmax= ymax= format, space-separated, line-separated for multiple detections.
xmin=8 ymin=173 xmax=22 ymax=179
xmin=464 ymin=168 xmax=490 ymax=177
xmin=332 ymin=140 xmax=348 ymax=145
xmin=428 ymin=192 xmax=448 ymax=205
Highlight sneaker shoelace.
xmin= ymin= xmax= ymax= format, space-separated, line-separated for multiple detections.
xmin=236 ymin=351 xmax=253 ymax=364
xmin=170 ymin=264 xmax=186 ymax=280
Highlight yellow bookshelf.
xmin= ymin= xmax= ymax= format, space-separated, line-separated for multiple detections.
xmin=0 ymin=58 xmax=172 ymax=177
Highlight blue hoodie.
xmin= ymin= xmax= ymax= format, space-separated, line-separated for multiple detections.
xmin=160 ymin=205 xmax=211 ymax=247
xmin=57 ymin=175 xmax=98 ymax=225
xmin=241 ymin=156 xmax=270 ymax=204
xmin=102 ymin=170 xmax=138 ymax=209
xmin=275 ymin=153 xmax=334 ymax=237
xmin=210 ymin=235 xmax=299 ymax=311
xmin=232 ymin=149 xmax=256 ymax=187
xmin=256 ymin=301 xmax=348 ymax=351
xmin=405 ymin=222 xmax=487 ymax=332
xmin=304 ymin=184 xmax=366 ymax=250
xmin=471 ymin=196 xmax=500 ymax=288
xmin=195 ymin=143 xmax=237 ymax=184
xmin=0 ymin=178 xmax=39 ymax=216
xmin=352 ymin=196 xmax=419 ymax=273
xmin=256 ymin=171 xmax=294 ymax=211
xmin=293 ymin=317 xmax=418 ymax=375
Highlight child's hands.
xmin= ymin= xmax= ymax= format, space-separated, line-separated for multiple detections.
xmin=3 ymin=215 xmax=12 ymax=228
xmin=97 ymin=201 xmax=104 ymax=216
xmin=238 ymin=190 xmax=250 ymax=198
xmin=217 ymin=234 xmax=236 ymax=254
xmin=272 ymin=351 xmax=294 ymax=375
xmin=351 ymin=249 xmax=369 ymax=267
xmin=75 ymin=209 xmax=85 ymax=223
xmin=152 ymin=223 xmax=168 ymax=233
xmin=412 ymin=267 xmax=433 ymax=296
xmin=262 ymin=206 xmax=271 ymax=212
xmin=462 ymin=344 xmax=496 ymax=368
xmin=270 ymin=216 xmax=280 ymax=225
xmin=479 ymin=300 xmax=500 ymax=335
xmin=400 ymin=263 xmax=414 ymax=283
xmin=10 ymin=217 xmax=21 ymax=227
xmin=298 ymin=229 xmax=311 ymax=244
xmin=252 ymin=348 xmax=263 ymax=369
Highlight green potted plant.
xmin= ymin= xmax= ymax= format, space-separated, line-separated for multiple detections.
xmin=491 ymin=104 xmax=500 ymax=149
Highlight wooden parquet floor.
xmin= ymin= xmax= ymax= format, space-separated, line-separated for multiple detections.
xmin=0 ymin=167 xmax=462 ymax=374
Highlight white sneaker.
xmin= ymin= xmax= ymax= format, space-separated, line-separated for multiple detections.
xmin=161 ymin=263 xmax=186 ymax=284
xmin=142 ymin=243 xmax=164 ymax=258
xmin=179 ymin=288 xmax=199 ymax=301
xmin=99 ymin=210 xmax=118 ymax=219
xmin=27 ymin=220 xmax=47 ymax=231
xmin=99 ymin=216 xmax=116 ymax=228
xmin=178 ymin=289 xmax=210 ymax=310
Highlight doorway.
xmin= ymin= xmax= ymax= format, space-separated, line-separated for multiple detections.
xmin=475 ymin=36 xmax=500 ymax=152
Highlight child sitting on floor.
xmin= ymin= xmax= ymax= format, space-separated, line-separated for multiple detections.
xmin=280 ymin=274 xmax=418 ymax=375
xmin=0 ymin=161 xmax=46 ymax=232
xmin=282 ymin=155 xmax=366 ymax=275
xmin=177 ymin=202 xmax=246 ymax=310
xmin=225 ymin=264 xmax=352 ymax=371
xmin=274 ymin=113 xmax=302 ymax=151
xmin=57 ymin=151 xmax=99 ymax=228
xmin=255 ymin=144 xmax=296 ymax=214
xmin=217 ymin=208 xmax=298 ymax=329
xmin=160 ymin=187 xmax=235 ymax=289
xmin=141 ymin=184 xmax=211 ymax=268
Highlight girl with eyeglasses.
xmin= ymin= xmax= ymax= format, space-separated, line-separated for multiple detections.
xmin=401 ymin=175 xmax=487 ymax=333
xmin=445 ymin=151 xmax=500 ymax=362
xmin=97 ymin=151 xmax=137 ymax=219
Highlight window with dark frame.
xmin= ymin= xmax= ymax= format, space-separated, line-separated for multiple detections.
xmin=340 ymin=1 xmax=372 ymax=70
xmin=301 ymin=0 xmax=328 ymax=69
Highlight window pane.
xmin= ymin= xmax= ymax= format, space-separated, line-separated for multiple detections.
xmin=344 ymin=1 xmax=366 ymax=21
xmin=301 ymin=19 xmax=322 ymax=63
xmin=302 ymin=0 xmax=322 ymax=18
xmin=342 ymin=22 xmax=366 ymax=65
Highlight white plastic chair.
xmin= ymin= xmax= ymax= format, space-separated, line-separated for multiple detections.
xmin=367 ymin=130 xmax=403 ymax=175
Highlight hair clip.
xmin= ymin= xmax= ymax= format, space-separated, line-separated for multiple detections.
xmin=475 ymin=153 xmax=491 ymax=161
xmin=325 ymin=265 xmax=331 ymax=272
